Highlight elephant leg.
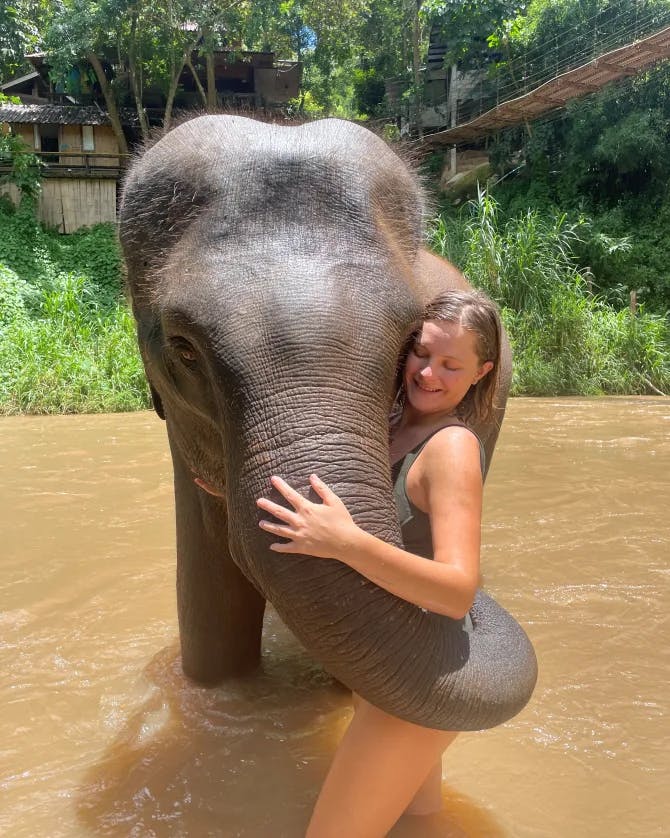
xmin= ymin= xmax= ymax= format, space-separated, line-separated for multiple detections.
xmin=168 ymin=428 xmax=266 ymax=683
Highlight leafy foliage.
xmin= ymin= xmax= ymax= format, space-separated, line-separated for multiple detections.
xmin=0 ymin=279 xmax=149 ymax=414
xmin=484 ymin=0 xmax=670 ymax=313
xmin=0 ymin=264 xmax=31 ymax=327
xmin=430 ymin=192 xmax=670 ymax=395
xmin=0 ymin=132 xmax=43 ymax=201
xmin=423 ymin=0 xmax=518 ymax=68
xmin=0 ymin=203 xmax=148 ymax=413
xmin=0 ymin=203 xmax=122 ymax=307
xmin=0 ymin=1 xmax=50 ymax=79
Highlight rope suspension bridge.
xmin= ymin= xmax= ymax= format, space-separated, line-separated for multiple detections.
xmin=424 ymin=4 xmax=670 ymax=148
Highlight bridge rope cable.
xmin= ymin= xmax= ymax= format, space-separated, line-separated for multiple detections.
xmin=500 ymin=0 xmax=664 ymax=72
xmin=448 ymin=9 xmax=670 ymax=129
xmin=492 ymin=3 xmax=670 ymax=105
xmin=448 ymin=91 xmax=640 ymax=156
xmin=444 ymin=22 xmax=670 ymax=154
xmin=496 ymin=18 xmax=670 ymax=99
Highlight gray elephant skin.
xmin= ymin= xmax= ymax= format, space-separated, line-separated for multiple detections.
xmin=119 ymin=115 xmax=537 ymax=731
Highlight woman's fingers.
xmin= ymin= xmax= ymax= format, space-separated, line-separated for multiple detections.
xmin=259 ymin=519 xmax=295 ymax=539
xmin=309 ymin=473 xmax=339 ymax=504
xmin=256 ymin=496 xmax=300 ymax=525
xmin=270 ymin=475 xmax=307 ymax=507
xmin=263 ymin=474 xmax=335 ymax=508
xmin=269 ymin=540 xmax=301 ymax=553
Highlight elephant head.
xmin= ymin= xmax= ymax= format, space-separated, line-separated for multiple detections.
xmin=119 ymin=116 xmax=536 ymax=731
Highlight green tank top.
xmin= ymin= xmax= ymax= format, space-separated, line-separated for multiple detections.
xmin=391 ymin=420 xmax=486 ymax=560
xmin=391 ymin=421 xmax=485 ymax=632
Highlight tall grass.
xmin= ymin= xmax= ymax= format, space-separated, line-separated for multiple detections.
xmin=0 ymin=275 xmax=149 ymax=414
xmin=1 ymin=194 xmax=667 ymax=413
xmin=0 ymin=201 xmax=150 ymax=414
xmin=0 ymin=273 xmax=150 ymax=414
xmin=429 ymin=192 xmax=670 ymax=396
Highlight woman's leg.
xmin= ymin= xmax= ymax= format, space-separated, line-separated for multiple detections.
xmin=351 ymin=693 xmax=451 ymax=817
xmin=306 ymin=697 xmax=457 ymax=838
xmin=404 ymin=759 xmax=444 ymax=815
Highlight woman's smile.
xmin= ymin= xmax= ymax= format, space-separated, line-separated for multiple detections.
xmin=413 ymin=378 xmax=443 ymax=393
xmin=403 ymin=320 xmax=492 ymax=419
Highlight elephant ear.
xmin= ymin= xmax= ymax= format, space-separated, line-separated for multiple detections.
xmin=369 ymin=164 xmax=425 ymax=264
xmin=149 ymin=383 xmax=165 ymax=420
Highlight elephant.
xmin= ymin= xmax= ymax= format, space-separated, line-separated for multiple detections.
xmin=119 ymin=115 xmax=537 ymax=732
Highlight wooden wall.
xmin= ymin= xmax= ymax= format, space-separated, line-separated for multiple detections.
xmin=0 ymin=179 xmax=117 ymax=233
xmin=7 ymin=123 xmax=118 ymax=162
xmin=1 ymin=123 xmax=120 ymax=231
xmin=59 ymin=124 xmax=119 ymax=165
xmin=61 ymin=124 xmax=83 ymax=165
xmin=12 ymin=124 xmax=33 ymax=148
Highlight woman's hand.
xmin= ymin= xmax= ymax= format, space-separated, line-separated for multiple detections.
xmin=256 ymin=474 xmax=360 ymax=560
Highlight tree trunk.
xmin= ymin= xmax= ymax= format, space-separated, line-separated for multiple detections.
xmin=206 ymin=51 xmax=216 ymax=110
xmin=186 ymin=55 xmax=208 ymax=106
xmin=411 ymin=0 xmax=423 ymax=140
xmin=164 ymin=35 xmax=203 ymax=130
xmin=128 ymin=9 xmax=150 ymax=140
xmin=86 ymin=51 xmax=129 ymax=156
xmin=163 ymin=52 xmax=188 ymax=131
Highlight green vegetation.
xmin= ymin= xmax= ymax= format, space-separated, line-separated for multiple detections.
xmin=0 ymin=201 xmax=149 ymax=414
xmin=431 ymin=192 xmax=669 ymax=395
xmin=486 ymin=65 xmax=670 ymax=314
xmin=2 ymin=0 xmax=669 ymax=410
xmin=481 ymin=1 xmax=670 ymax=315
xmin=1 ymin=189 xmax=666 ymax=416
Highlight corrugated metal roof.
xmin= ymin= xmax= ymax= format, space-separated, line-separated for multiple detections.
xmin=1 ymin=71 xmax=41 ymax=90
xmin=0 ymin=103 xmax=137 ymax=126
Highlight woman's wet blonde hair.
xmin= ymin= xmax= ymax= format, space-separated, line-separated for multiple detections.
xmin=393 ymin=289 xmax=502 ymax=427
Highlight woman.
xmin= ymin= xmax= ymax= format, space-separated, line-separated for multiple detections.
xmin=256 ymin=289 xmax=502 ymax=837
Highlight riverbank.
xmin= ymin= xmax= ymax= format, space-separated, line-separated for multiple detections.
xmin=1 ymin=197 xmax=668 ymax=414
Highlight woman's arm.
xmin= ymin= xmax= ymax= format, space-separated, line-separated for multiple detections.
xmin=256 ymin=428 xmax=482 ymax=619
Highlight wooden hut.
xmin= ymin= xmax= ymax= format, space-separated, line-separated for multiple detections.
xmin=0 ymin=104 xmax=127 ymax=232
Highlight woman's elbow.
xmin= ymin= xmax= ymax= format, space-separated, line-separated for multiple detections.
xmin=446 ymin=599 xmax=474 ymax=621
xmin=439 ymin=578 xmax=477 ymax=620
xmin=430 ymin=602 xmax=471 ymax=619
xmin=431 ymin=560 xmax=478 ymax=618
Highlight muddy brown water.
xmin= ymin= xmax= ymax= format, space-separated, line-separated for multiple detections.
xmin=1 ymin=398 xmax=668 ymax=837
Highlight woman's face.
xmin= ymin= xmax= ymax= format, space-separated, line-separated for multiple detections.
xmin=403 ymin=320 xmax=493 ymax=418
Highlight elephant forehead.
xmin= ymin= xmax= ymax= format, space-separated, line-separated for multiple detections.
xmin=159 ymin=254 xmax=413 ymax=356
xmin=143 ymin=115 xmax=406 ymax=188
xmin=120 ymin=118 xmax=423 ymax=269
xmin=159 ymin=226 xmax=420 ymax=312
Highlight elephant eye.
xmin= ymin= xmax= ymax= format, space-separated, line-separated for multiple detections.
xmin=168 ymin=337 xmax=199 ymax=367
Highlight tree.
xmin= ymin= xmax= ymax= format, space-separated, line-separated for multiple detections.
xmin=242 ymin=0 xmax=374 ymax=117
xmin=491 ymin=0 xmax=670 ymax=97
xmin=0 ymin=0 xmax=50 ymax=81
xmin=44 ymin=0 xmax=132 ymax=152
xmin=43 ymin=0 xmax=256 ymax=144
xmin=422 ymin=0 xmax=519 ymax=68
xmin=0 ymin=126 xmax=43 ymax=204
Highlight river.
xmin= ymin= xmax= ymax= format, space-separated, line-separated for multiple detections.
xmin=1 ymin=398 xmax=668 ymax=837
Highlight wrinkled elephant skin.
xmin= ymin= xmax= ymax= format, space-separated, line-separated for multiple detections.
xmin=119 ymin=116 xmax=537 ymax=731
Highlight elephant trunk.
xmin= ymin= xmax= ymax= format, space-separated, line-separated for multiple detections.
xmin=222 ymin=390 xmax=537 ymax=732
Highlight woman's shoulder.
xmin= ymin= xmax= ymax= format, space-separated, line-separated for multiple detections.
xmin=416 ymin=423 xmax=484 ymax=478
